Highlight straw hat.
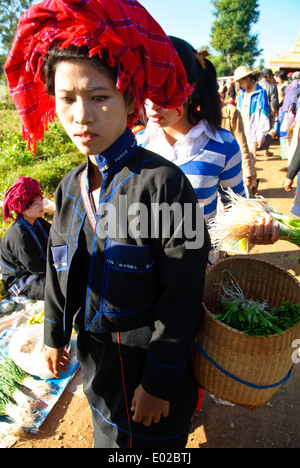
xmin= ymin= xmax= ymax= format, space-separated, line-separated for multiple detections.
xmin=233 ymin=66 xmax=254 ymax=82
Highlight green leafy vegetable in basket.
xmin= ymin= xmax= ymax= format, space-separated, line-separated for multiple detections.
xmin=271 ymin=301 xmax=300 ymax=331
xmin=215 ymin=272 xmax=300 ymax=336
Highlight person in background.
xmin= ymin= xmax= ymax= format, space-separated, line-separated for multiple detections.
xmin=279 ymin=71 xmax=300 ymax=169
xmin=137 ymin=38 xmax=279 ymax=266
xmin=0 ymin=176 xmax=50 ymax=300
xmin=220 ymin=100 xmax=257 ymax=194
xmin=5 ymin=0 xmax=210 ymax=449
xmin=228 ymin=78 xmax=237 ymax=104
xmin=285 ymin=92 xmax=300 ymax=170
xmin=275 ymin=70 xmax=289 ymax=108
xmin=271 ymin=70 xmax=288 ymax=139
xmin=218 ymin=80 xmax=227 ymax=102
xmin=283 ymin=139 xmax=300 ymax=217
xmin=234 ymin=66 xmax=270 ymax=164
xmin=258 ymin=68 xmax=279 ymax=157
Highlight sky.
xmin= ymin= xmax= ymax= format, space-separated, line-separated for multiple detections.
xmin=139 ymin=0 xmax=300 ymax=67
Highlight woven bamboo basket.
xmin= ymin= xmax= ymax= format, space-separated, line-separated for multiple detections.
xmin=191 ymin=256 xmax=300 ymax=411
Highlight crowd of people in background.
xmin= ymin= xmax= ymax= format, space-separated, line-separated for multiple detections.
xmin=219 ymin=67 xmax=300 ymax=215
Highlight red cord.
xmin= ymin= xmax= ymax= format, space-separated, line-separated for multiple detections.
xmin=117 ymin=331 xmax=133 ymax=448
xmin=196 ymin=388 xmax=204 ymax=410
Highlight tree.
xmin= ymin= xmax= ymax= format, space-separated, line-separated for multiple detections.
xmin=0 ymin=0 xmax=33 ymax=54
xmin=197 ymin=44 xmax=230 ymax=77
xmin=209 ymin=54 xmax=232 ymax=77
xmin=210 ymin=0 xmax=262 ymax=74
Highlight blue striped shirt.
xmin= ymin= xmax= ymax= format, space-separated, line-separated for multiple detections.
xmin=136 ymin=120 xmax=245 ymax=222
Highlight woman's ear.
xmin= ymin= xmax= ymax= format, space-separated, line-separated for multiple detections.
xmin=126 ymin=92 xmax=136 ymax=116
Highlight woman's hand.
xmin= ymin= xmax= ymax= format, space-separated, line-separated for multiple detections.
xmin=283 ymin=178 xmax=293 ymax=192
xmin=248 ymin=214 xmax=280 ymax=245
xmin=44 ymin=346 xmax=70 ymax=379
xmin=131 ymin=384 xmax=169 ymax=427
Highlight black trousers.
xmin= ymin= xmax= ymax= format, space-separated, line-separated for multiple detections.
xmin=76 ymin=329 xmax=197 ymax=448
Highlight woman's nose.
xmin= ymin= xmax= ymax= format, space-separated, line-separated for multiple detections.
xmin=145 ymin=99 xmax=160 ymax=111
xmin=74 ymin=98 xmax=93 ymax=124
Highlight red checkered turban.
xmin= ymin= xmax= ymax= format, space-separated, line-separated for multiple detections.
xmin=4 ymin=0 xmax=191 ymax=153
xmin=3 ymin=177 xmax=43 ymax=223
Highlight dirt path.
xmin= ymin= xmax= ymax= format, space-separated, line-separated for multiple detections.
xmin=12 ymin=139 xmax=300 ymax=449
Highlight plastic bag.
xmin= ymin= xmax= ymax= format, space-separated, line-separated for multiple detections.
xmin=8 ymin=324 xmax=53 ymax=380
xmin=0 ymin=298 xmax=16 ymax=314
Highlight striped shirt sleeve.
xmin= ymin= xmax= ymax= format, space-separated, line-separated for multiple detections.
xmin=217 ymin=132 xmax=245 ymax=203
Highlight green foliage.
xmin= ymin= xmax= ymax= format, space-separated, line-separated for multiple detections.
xmin=210 ymin=0 xmax=262 ymax=73
xmin=0 ymin=110 xmax=84 ymax=237
xmin=0 ymin=55 xmax=7 ymax=76
xmin=0 ymin=0 xmax=33 ymax=53
xmin=209 ymin=55 xmax=232 ymax=78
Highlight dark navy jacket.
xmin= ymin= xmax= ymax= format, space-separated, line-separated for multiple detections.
xmin=0 ymin=217 xmax=50 ymax=299
xmin=44 ymin=129 xmax=210 ymax=405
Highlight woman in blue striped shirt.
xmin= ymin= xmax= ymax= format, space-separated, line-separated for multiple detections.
xmin=137 ymin=37 xmax=279 ymax=260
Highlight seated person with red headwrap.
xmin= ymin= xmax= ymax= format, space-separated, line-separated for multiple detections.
xmin=0 ymin=177 xmax=50 ymax=300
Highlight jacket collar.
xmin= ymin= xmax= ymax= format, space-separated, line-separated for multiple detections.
xmin=144 ymin=119 xmax=224 ymax=145
xmin=240 ymin=83 xmax=263 ymax=98
xmin=186 ymin=120 xmax=224 ymax=144
xmin=93 ymin=128 xmax=137 ymax=174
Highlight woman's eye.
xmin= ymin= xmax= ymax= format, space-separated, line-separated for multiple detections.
xmin=59 ymin=96 xmax=74 ymax=103
xmin=92 ymin=95 xmax=107 ymax=101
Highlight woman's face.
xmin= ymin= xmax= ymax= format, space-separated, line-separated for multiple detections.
xmin=145 ymin=99 xmax=189 ymax=131
xmin=237 ymin=77 xmax=250 ymax=90
xmin=23 ymin=197 xmax=44 ymax=219
xmin=54 ymin=60 xmax=134 ymax=156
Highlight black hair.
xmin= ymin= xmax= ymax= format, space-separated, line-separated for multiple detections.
xmin=169 ymin=36 xmax=221 ymax=130
xmin=261 ymin=68 xmax=273 ymax=78
xmin=248 ymin=73 xmax=258 ymax=83
xmin=43 ymin=44 xmax=118 ymax=97
xmin=277 ymin=70 xmax=287 ymax=81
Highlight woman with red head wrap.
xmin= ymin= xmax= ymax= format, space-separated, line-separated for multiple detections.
xmin=0 ymin=177 xmax=50 ymax=300
xmin=5 ymin=0 xmax=210 ymax=448
xmin=3 ymin=176 xmax=43 ymax=223
xmin=5 ymin=0 xmax=192 ymax=154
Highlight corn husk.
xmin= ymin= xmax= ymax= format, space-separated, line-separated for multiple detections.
xmin=208 ymin=188 xmax=300 ymax=251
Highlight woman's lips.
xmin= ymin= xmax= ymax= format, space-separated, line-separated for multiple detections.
xmin=75 ymin=133 xmax=97 ymax=143
xmin=149 ymin=114 xmax=163 ymax=124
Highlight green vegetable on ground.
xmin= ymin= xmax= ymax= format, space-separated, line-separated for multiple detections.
xmin=0 ymin=388 xmax=35 ymax=429
xmin=0 ymin=375 xmax=36 ymax=411
xmin=0 ymin=356 xmax=52 ymax=399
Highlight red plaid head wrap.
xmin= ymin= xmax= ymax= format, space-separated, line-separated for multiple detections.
xmin=5 ymin=0 xmax=191 ymax=153
xmin=3 ymin=177 xmax=43 ymax=223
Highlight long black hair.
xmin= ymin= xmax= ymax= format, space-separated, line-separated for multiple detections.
xmin=169 ymin=36 xmax=221 ymax=131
